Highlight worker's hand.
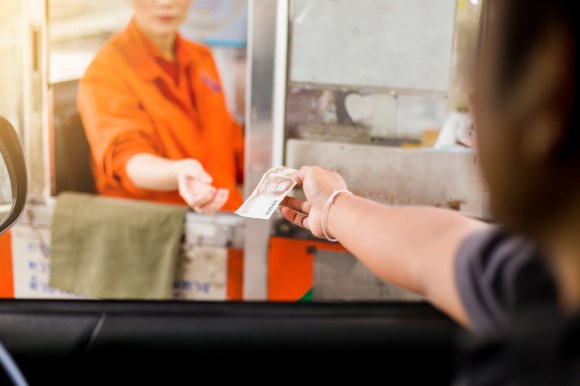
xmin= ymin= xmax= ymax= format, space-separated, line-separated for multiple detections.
xmin=174 ymin=159 xmax=229 ymax=214
xmin=279 ymin=166 xmax=347 ymax=238
xmin=180 ymin=178 xmax=230 ymax=214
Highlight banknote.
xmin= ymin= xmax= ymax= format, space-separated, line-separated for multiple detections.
xmin=235 ymin=166 xmax=298 ymax=219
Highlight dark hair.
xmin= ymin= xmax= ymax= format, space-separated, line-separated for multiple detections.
xmin=480 ymin=0 xmax=578 ymax=159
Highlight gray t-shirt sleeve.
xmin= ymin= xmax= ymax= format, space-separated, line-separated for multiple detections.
xmin=455 ymin=226 xmax=556 ymax=334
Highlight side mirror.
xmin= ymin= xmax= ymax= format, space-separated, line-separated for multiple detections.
xmin=0 ymin=116 xmax=28 ymax=235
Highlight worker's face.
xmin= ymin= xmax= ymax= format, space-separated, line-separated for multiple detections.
xmin=132 ymin=0 xmax=191 ymax=36
xmin=473 ymin=1 xmax=575 ymax=234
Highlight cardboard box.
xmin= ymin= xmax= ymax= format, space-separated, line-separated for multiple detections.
xmin=11 ymin=225 xmax=83 ymax=299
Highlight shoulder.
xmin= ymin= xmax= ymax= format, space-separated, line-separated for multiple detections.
xmin=457 ymin=227 xmax=536 ymax=273
xmin=84 ymin=21 xmax=141 ymax=74
xmin=456 ymin=227 xmax=545 ymax=283
xmin=82 ymin=39 xmax=121 ymax=76
xmin=80 ymin=32 xmax=133 ymax=88
xmin=455 ymin=226 xmax=557 ymax=333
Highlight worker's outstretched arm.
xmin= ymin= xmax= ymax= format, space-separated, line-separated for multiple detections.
xmin=126 ymin=154 xmax=229 ymax=214
xmin=280 ymin=166 xmax=488 ymax=327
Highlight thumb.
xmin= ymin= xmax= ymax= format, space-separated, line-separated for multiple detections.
xmin=294 ymin=166 xmax=310 ymax=186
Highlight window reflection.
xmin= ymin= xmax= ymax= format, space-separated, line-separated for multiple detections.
xmin=0 ymin=1 xmax=25 ymax=133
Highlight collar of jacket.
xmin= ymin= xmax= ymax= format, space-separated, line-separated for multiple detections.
xmin=114 ymin=18 xmax=199 ymax=82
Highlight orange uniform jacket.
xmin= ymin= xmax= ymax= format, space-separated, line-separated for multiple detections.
xmin=78 ymin=19 xmax=244 ymax=211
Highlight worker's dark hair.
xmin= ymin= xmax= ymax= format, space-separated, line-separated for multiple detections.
xmin=480 ymin=0 xmax=578 ymax=159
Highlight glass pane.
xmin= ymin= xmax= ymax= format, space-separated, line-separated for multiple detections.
xmin=4 ymin=0 xmax=249 ymax=301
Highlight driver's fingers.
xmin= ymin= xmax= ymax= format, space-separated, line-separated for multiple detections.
xmin=280 ymin=196 xmax=311 ymax=215
xmin=293 ymin=166 xmax=310 ymax=186
xmin=280 ymin=207 xmax=310 ymax=230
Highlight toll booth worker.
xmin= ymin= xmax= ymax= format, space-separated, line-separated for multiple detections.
xmin=281 ymin=0 xmax=580 ymax=383
xmin=78 ymin=0 xmax=244 ymax=214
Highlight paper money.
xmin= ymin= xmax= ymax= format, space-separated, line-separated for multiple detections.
xmin=235 ymin=166 xmax=298 ymax=219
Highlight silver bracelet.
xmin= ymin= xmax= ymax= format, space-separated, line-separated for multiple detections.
xmin=322 ymin=189 xmax=353 ymax=242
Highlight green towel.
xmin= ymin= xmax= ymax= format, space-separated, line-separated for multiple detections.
xmin=49 ymin=192 xmax=188 ymax=299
